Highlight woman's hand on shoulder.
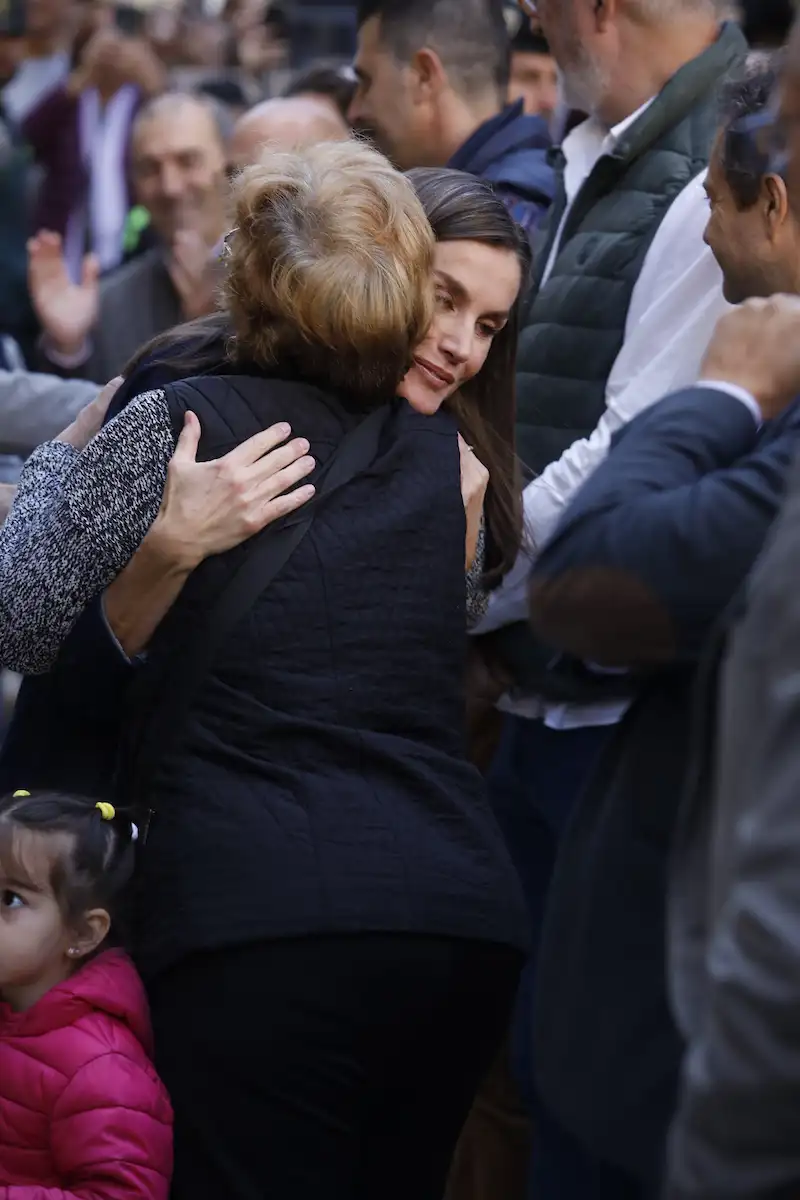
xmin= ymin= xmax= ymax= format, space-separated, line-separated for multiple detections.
xmin=148 ymin=412 xmax=316 ymax=570
xmin=459 ymin=433 xmax=489 ymax=571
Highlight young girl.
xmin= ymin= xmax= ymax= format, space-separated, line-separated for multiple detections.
xmin=0 ymin=791 xmax=172 ymax=1198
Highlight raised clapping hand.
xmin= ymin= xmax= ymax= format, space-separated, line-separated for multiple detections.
xmin=28 ymin=232 xmax=99 ymax=358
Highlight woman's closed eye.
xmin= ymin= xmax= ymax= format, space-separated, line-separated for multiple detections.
xmin=435 ymin=288 xmax=455 ymax=311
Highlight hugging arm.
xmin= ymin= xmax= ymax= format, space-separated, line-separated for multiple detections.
xmin=0 ymin=390 xmax=173 ymax=675
xmin=102 ymin=415 xmax=317 ymax=659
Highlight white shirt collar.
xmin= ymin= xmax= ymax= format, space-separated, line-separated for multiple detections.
xmin=561 ymin=97 xmax=657 ymax=204
xmin=607 ymin=96 xmax=656 ymax=145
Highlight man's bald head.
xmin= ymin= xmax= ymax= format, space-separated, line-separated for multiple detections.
xmin=229 ymin=95 xmax=350 ymax=171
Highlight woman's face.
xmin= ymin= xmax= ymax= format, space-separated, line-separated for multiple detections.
xmin=399 ymin=239 xmax=522 ymax=416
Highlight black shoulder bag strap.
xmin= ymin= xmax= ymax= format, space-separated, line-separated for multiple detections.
xmin=123 ymin=402 xmax=391 ymax=835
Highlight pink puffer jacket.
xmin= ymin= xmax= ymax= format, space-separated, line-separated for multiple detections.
xmin=0 ymin=949 xmax=173 ymax=1198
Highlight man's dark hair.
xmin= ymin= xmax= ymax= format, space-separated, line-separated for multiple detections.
xmin=720 ymin=61 xmax=779 ymax=209
xmin=356 ymin=0 xmax=510 ymax=98
xmin=511 ymin=25 xmax=550 ymax=56
xmin=740 ymin=0 xmax=794 ymax=49
xmin=196 ymin=77 xmax=250 ymax=112
xmin=283 ymin=61 xmax=357 ymax=119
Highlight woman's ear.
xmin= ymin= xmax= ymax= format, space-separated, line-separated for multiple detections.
xmin=66 ymin=908 xmax=112 ymax=962
xmin=764 ymin=173 xmax=790 ymax=240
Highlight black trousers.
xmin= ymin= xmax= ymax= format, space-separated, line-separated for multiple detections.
xmin=148 ymin=933 xmax=522 ymax=1200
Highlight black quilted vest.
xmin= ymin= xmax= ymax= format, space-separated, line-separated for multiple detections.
xmin=485 ymin=22 xmax=746 ymax=698
xmin=121 ymin=373 xmax=529 ymax=977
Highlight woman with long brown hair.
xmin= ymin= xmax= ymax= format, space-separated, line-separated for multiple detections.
xmin=0 ymin=147 xmax=530 ymax=1198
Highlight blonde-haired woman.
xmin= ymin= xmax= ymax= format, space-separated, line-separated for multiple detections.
xmin=0 ymin=141 xmax=528 ymax=1198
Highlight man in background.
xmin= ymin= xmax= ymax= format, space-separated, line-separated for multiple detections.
xmin=348 ymin=0 xmax=554 ymax=239
xmin=507 ymin=11 xmax=558 ymax=125
xmin=228 ymin=93 xmax=348 ymax=170
xmin=471 ymin=0 xmax=745 ymax=1194
xmin=516 ymin=55 xmax=800 ymax=1200
xmin=666 ymin=39 xmax=800 ymax=1199
xmin=702 ymin=63 xmax=800 ymax=305
xmin=29 ymin=91 xmax=230 ymax=382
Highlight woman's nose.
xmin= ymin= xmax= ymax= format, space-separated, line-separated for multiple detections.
xmin=440 ymin=319 xmax=472 ymax=364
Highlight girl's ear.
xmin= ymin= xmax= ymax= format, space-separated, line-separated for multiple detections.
xmin=67 ymin=908 xmax=112 ymax=962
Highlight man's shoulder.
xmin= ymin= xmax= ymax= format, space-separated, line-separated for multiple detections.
xmin=99 ymin=248 xmax=166 ymax=300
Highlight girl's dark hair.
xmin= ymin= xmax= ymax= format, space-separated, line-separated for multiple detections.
xmin=125 ymin=169 xmax=529 ymax=586
xmin=406 ymin=167 xmax=529 ymax=588
xmin=0 ymin=792 xmax=135 ymax=940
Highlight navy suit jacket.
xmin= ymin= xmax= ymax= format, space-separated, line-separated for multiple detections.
xmin=526 ymin=385 xmax=800 ymax=1188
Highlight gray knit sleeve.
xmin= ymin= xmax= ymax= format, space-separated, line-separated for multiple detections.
xmin=0 ymin=389 xmax=175 ymax=675
xmin=466 ymin=520 xmax=489 ymax=629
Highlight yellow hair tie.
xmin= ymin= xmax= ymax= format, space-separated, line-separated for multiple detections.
xmin=95 ymin=802 xmax=116 ymax=821
xmin=13 ymin=790 xmax=30 ymax=797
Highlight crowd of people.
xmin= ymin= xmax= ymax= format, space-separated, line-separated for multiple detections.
xmin=2 ymin=0 xmax=800 ymax=1198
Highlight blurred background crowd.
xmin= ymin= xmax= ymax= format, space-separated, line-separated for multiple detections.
xmin=0 ymin=0 xmax=789 ymax=377
xmin=3 ymin=0 xmax=800 ymax=1197
xmin=0 ymin=0 xmax=566 ymax=372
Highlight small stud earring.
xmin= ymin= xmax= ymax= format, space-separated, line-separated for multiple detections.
xmin=67 ymin=948 xmax=79 ymax=958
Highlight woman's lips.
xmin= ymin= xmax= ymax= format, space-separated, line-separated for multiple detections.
xmin=414 ymin=356 xmax=456 ymax=389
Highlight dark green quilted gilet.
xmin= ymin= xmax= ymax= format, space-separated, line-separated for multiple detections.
xmin=486 ymin=23 xmax=747 ymax=698
xmin=516 ymin=21 xmax=747 ymax=476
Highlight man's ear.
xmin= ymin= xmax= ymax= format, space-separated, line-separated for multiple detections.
xmin=764 ymin=172 xmax=790 ymax=240
xmin=409 ymin=46 xmax=449 ymax=103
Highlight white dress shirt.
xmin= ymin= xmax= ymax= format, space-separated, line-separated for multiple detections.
xmin=473 ymin=103 xmax=733 ymax=728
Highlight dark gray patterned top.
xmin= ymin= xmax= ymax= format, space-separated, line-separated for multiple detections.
xmin=0 ymin=389 xmax=488 ymax=675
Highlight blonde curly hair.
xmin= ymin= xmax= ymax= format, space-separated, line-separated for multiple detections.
xmin=224 ymin=139 xmax=435 ymax=404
